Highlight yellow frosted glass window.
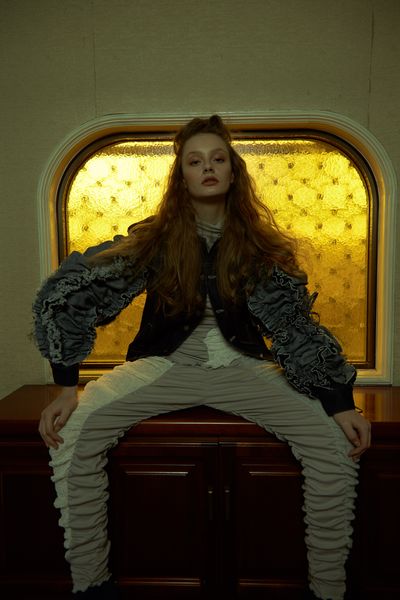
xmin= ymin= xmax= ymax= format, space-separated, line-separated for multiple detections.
xmin=60 ymin=133 xmax=376 ymax=372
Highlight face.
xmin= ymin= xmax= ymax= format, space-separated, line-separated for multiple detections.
xmin=181 ymin=133 xmax=233 ymax=200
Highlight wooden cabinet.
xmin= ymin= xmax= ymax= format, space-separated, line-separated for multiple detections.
xmin=108 ymin=442 xmax=218 ymax=599
xmin=0 ymin=436 xmax=68 ymax=597
xmin=348 ymin=416 xmax=400 ymax=600
xmin=0 ymin=385 xmax=400 ymax=599
xmin=107 ymin=437 xmax=308 ymax=599
xmin=219 ymin=443 xmax=308 ymax=598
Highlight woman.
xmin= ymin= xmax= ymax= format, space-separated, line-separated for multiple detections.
xmin=34 ymin=115 xmax=371 ymax=600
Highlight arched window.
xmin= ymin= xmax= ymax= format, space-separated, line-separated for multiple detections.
xmin=38 ymin=113 xmax=396 ymax=384
xmin=56 ymin=128 xmax=376 ymax=378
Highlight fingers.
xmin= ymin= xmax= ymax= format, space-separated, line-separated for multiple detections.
xmin=39 ymin=411 xmax=64 ymax=450
xmin=347 ymin=420 xmax=371 ymax=461
xmin=38 ymin=390 xmax=79 ymax=449
xmin=333 ymin=410 xmax=372 ymax=462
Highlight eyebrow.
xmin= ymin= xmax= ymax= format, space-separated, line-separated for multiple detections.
xmin=186 ymin=148 xmax=228 ymax=156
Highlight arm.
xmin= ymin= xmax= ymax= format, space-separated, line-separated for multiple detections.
xmin=33 ymin=237 xmax=147 ymax=384
xmin=247 ymin=265 xmax=356 ymax=415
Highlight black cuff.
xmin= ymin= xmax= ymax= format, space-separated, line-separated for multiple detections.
xmin=50 ymin=362 xmax=80 ymax=386
xmin=310 ymin=383 xmax=355 ymax=416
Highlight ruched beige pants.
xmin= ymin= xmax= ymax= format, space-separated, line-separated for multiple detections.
xmin=50 ymin=355 xmax=358 ymax=600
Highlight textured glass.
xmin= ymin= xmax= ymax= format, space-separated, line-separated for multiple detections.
xmin=65 ymin=138 xmax=370 ymax=365
xmin=67 ymin=141 xmax=174 ymax=365
xmin=234 ymin=139 xmax=370 ymax=363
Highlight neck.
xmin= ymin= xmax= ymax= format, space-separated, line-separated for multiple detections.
xmin=191 ymin=196 xmax=226 ymax=225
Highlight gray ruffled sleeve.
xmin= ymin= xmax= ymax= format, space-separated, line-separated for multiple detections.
xmin=33 ymin=239 xmax=147 ymax=383
xmin=247 ymin=266 xmax=356 ymax=415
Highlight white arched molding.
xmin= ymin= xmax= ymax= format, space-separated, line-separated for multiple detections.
xmin=37 ymin=111 xmax=397 ymax=384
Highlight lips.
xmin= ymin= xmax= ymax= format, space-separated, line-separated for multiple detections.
xmin=202 ymin=177 xmax=219 ymax=185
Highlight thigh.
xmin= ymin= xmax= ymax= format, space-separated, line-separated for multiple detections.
xmin=52 ymin=358 xmax=207 ymax=459
xmin=205 ymin=357 xmax=354 ymax=460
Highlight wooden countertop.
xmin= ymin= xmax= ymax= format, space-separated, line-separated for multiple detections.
xmin=0 ymin=385 xmax=399 ymax=441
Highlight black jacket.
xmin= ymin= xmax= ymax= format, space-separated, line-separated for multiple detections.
xmin=33 ymin=235 xmax=356 ymax=416
xmin=126 ymin=238 xmax=271 ymax=363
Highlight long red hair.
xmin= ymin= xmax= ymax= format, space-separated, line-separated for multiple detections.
xmin=90 ymin=115 xmax=303 ymax=314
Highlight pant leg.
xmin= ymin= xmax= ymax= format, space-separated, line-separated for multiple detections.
xmin=51 ymin=353 xmax=358 ymax=599
xmin=204 ymin=358 xmax=359 ymax=600
xmin=49 ymin=357 xmax=206 ymax=593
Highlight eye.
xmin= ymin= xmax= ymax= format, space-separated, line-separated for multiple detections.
xmin=189 ymin=159 xmax=201 ymax=166
xmin=214 ymin=156 xmax=225 ymax=163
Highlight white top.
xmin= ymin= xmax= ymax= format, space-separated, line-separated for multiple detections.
xmin=169 ymin=219 xmax=243 ymax=368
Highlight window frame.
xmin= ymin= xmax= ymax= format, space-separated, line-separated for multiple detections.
xmin=37 ymin=112 xmax=397 ymax=384
xmin=57 ymin=129 xmax=378 ymax=370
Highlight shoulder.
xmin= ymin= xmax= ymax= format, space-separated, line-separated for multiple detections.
xmin=255 ymin=264 xmax=308 ymax=289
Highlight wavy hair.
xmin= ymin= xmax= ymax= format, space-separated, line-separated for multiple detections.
xmin=89 ymin=115 xmax=304 ymax=314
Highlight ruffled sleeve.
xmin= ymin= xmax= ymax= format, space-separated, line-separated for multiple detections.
xmin=33 ymin=238 xmax=147 ymax=384
xmin=247 ymin=266 xmax=356 ymax=415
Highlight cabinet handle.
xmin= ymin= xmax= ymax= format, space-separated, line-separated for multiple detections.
xmin=224 ymin=486 xmax=231 ymax=521
xmin=207 ymin=486 xmax=214 ymax=521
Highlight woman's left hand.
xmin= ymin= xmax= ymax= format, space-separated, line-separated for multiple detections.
xmin=333 ymin=409 xmax=371 ymax=461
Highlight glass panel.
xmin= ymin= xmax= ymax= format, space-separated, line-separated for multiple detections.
xmin=65 ymin=137 xmax=371 ymax=365
xmin=66 ymin=141 xmax=174 ymax=365
xmin=234 ymin=139 xmax=370 ymax=363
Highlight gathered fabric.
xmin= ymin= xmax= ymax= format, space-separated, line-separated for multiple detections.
xmin=49 ymin=353 xmax=358 ymax=600
xmin=32 ymin=239 xmax=147 ymax=366
xmin=37 ymin=220 xmax=359 ymax=600
xmin=32 ymin=227 xmax=356 ymax=415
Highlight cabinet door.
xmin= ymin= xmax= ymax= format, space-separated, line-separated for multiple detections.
xmin=0 ymin=446 xmax=71 ymax=598
xmin=108 ymin=442 xmax=218 ymax=599
xmin=349 ymin=437 xmax=400 ymax=600
xmin=220 ymin=442 xmax=307 ymax=599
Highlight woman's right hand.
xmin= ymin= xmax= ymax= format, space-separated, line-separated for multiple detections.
xmin=39 ymin=386 xmax=79 ymax=450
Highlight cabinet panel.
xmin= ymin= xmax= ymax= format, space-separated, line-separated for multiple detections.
xmin=108 ymin=444 xmax=218 ymax=598
xmin=220 ymin=444 xmax=307 ymax=598
xmin=350 ymin=444 xmax=400 ymax=599
xmin=0 ymin=461 xmax=71 ymax=595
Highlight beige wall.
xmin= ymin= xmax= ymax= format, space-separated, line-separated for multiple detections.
xmin=1 ymin=0 xmax=399 ymax=398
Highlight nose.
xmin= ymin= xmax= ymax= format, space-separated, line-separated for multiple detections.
xmin=203 ymin=164 xmax=214 ymax=173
